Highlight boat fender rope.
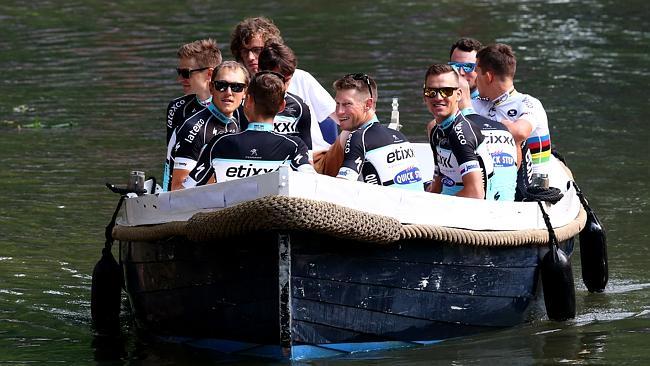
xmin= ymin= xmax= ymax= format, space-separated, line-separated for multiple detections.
xmin=571 ymin=180 xmax=609 ymax=293
xmin=524 ymin=186 xmax=564 ymax=204
xmin=537 ymin=200 xmax=576 ymax=320
xmin=571 ymin=181 xmax=589 ymax=208
xmin=537 ymin=201 xmax=558 ymax=249
xmin=104 ymin=196 xmax=125 ymax=252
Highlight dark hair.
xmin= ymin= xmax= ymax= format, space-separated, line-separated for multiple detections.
xmin=177 ymin=38 xmax=222 ymax=67
xmin=449 ymin=37 xmax=483 ymax=59
xmin=230 ymin=17 xmax=283 ymax=62
xmin=258 ymin=39 xmax=297 ymax=78
xmin=424 ymin=64 xmax=459 ymax=84
xmin=476 ymin=43 xmax=517 ymax=79
xmin=247 ymin=72 xmax=285 ymax=118
xmin=333 ymin=74 xmax=378 ymax=101
xmin=211 ymin=61 xmax=250 ymax=85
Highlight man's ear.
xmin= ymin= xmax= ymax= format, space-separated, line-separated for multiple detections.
xmin=486 ymin=70 xmax=494 ymax=84
xmin=206 ymin=68 xmax=214 ymax=81
xmin=278 ymin=99 xmax=286 ymax=113
xmin=365 ymin=97 xmax=374 ymax=111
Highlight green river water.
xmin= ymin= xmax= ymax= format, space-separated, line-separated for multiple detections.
xmin=1 ymin=1 xmax=649 ymax=364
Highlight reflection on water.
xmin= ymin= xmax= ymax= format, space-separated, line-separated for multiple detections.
xmin=1 ymin=0 xmax=649 ymax=364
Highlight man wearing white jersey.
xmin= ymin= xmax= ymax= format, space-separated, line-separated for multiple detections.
xmin=473 ymin=43 xmax=551 ymax=176
xmin=229 ymin=17 xmax=338 ymax=151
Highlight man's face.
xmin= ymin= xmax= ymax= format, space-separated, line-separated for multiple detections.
xmin=177 ymin=57 xmax=211 ymax=96
xmin=211 ymin=68 xmax=247 ymax=116
xmin=450 ymin=48 xmax=478 ymax=90
xmin=423 ymin=72 xmax=460 ymax=122
xmin=335 ymin=88 xmax=370 ymax=131
xmin=240 ymin=35 xmax=264 ymax=75
xmin=475 ymin=63 xmax=490 ymax=98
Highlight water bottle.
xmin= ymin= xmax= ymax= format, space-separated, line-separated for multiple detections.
xmin=388 ymin=97 xmax=401 ymax=131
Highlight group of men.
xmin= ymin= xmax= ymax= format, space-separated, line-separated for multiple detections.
xmin=162 ymin=16 xmax=551 ymax=202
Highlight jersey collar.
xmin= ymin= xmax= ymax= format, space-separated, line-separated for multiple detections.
xmin=439 ymin=111 xmax=460 ymax=130
xmin=357 ymin=115 xmax=379 ymax=130
xmin=493 ymin=88 xmax=517 ymax=106
xmin=247 ymin=122 xmax=273 ymax=132
xmin=197 ymin=95 xmax=212 ymax=106
xmin=207 ymin=102 xmax=236 ymax=125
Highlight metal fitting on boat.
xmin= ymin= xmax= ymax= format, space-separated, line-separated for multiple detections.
xmin=531 ymin=173 xmax=549 ymax=189
xmin=127 ymin=170 xmax=145 ymax=195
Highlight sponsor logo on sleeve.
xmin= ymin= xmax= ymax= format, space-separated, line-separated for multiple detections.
xmin=183 ymin=118 xmax=206 ymax=143
xmin=454 ymin=123 xmax=467 ymax=145
xmin=167 ymin=99 xmax=186 ymax=128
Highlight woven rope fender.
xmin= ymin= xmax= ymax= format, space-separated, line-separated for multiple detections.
xmin=185 ymin=195 xmax=402 ymax=244
xmin=400 ymin=206 xmax=587 ymax=246
xmin=112 ymin=221 xmax=188 ymax=242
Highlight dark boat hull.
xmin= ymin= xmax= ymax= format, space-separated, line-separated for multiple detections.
xmin=119 ymin=231 xmax=573 ymax=359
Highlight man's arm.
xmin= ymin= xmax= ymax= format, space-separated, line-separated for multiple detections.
xmin=319 ymin=114 xmax=339 ymax=145
xmin=336 ymin=131 xmax=364 ymax=181
xmin=426 ymin=175 xmax=442 ymax=193
xmin=501 ymin=118 xmax=533 ymax=145
xmin=457 ymin=171 xmax=485 ymax=199
xmin=501 ymin=118 xmax=533 ymax=167
xmin=171 ymin=169 xmax=190 ymax=190
xmin=448 ymin=119 xmax=486 ymax=199
xmin=290 ymin=136 xmax=316 ymax=174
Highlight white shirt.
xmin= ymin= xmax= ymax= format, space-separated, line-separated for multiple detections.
xmin=473 ymin=90 xmax=551 ymax=175
xmin=288 ymin=68 xmax=336 ymax=151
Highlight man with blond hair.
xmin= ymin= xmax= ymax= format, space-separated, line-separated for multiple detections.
xmin=182 ymin=72 xmax=314 ymax=187
xmin=165 ymin=61 xmax=249 ymax=190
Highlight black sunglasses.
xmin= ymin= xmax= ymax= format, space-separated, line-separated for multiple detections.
xmin=176 ymin=67 xmax=209 ymax=79
xmin=213 ymin=80 xmax=247 ymax=93
xmin=423 ymin=86 xmax=458 ymax=98
xmin=255 ymin=70 xmax=286 ymax=82
xmin=345 ymin=73 xmax=373 ymax=99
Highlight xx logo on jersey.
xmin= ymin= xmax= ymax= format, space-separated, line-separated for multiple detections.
xmin=438 ymin=153 xmax=453 ymax=169
xmin=195 ymin=163 xmax=206 ymax=175
xmin=174 ymin=142 xmax=181 ymax=152
xmin=275 ymin=120 xmax=298 ymax=133
xmin=250 ymin=149 xmax=258 ymax=156
xmin=293 ymin=154 xmax=303 ymax=163
xmin=507 ymin=109 xmax=518 ymax=117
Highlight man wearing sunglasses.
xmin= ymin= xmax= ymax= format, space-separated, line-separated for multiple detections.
xmin=333 ymin=74 xmax=423 ymax=191
xmin=165 ymin=39 xmax=221 ymax=148
xmin=164 ymin=61 xmax=249 ymax=190
xmin=182 ymin=72 xmax=314 ymax=188
xmin=473 ymin=43 xmax=551 ymax=179
xmin=424 ymin=64 xmax=496 ymax=199
xmin=230 ymin=17 xmax=339 ymax=151
xmin=256 ymin=41 xmax=313 ymax=152
xmin=449 ymin=38 xmax=483 ymax=101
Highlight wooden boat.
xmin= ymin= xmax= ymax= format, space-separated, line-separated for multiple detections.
xmin=110 ymin=143 xmax=586 ymax=360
